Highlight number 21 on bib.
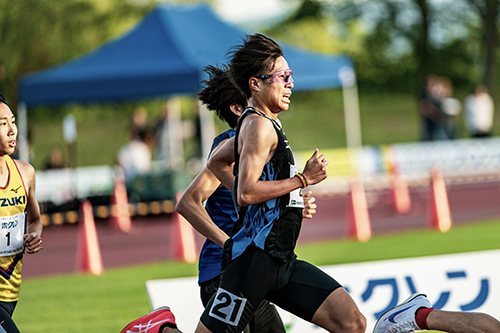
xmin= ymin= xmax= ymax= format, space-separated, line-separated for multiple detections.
xmin=209 ymin=288 xmax=247 ymax=326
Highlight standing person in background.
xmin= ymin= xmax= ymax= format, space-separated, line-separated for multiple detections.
xmin=0 ymin=93 xmax=43 ymax=333
xmin=154 ymin=105 xmax=171 ymax=167
xmin=43 ymin=146 xmax=64 ymax=170
xmin=116 ymin=128 xmax=152 ymax=181
xmin=440 ymin=77 xmax=461 ymax=140
xmin=418 ymin=74 xmax=441 ymax=141
xmin=131 ymin=107 xmax=148 ymax=139
xmin=418 ymin=74 xmax=451 ymax=140
xmin=464 ymin=85 xmax=495 ymax=138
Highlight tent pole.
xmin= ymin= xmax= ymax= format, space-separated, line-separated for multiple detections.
xmin=17 ymin=102 xmax=29 ymax=162
xmin=198 ymin=100 xmax=215 ymax=161
xmin=339 ymin=67 xmax=362 ymax=176
xmin=167 ymin=97 xmax=184 ymax=170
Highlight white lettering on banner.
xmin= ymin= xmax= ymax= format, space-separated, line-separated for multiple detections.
xmin=146 ymin=250 xmax=500 ymax=333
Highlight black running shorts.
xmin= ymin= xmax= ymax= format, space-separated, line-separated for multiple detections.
xmin=200 ymin=246 xmax=342 ymax=333
xmin=0 ymin=301 xmax=19 ymax=333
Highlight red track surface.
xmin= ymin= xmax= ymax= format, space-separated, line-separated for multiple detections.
xmin=22 ymin=179 xmax=500 ymax=279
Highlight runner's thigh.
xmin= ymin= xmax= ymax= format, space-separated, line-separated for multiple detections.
xmin=268 ymin=260 xmax=342 ymax=322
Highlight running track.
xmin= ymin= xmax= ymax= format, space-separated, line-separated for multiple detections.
xmin=22 ymin=178 xmax=500 ymax=279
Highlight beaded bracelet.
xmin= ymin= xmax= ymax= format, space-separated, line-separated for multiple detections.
xmin=295 ymin=173 xmax=308 ymax=188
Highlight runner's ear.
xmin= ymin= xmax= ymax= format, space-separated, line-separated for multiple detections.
xmin=249 ymin=77 xmax=260 ymax=92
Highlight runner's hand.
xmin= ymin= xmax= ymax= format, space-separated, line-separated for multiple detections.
xmin=302 ymin=149 xmax=328 ymax=186
xmin=24 ymin=232 xmax=42 ymax=254
xmin=302 ymin=191 xmax=316 ymax=219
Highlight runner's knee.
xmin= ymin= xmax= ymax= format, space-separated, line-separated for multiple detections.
xmin=341 ymin=311 xmax=366 ymax=333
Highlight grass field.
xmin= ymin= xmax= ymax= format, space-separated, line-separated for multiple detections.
xmin=12 ymin=219 xmax=500 ymax=332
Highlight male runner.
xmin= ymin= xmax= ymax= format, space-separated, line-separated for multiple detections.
xmin=198 ymin=33 xmax=366 ymax=333
xmin=176 ymin=65 xmax=286 ymax=332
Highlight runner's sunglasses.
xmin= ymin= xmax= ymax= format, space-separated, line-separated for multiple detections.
xmin=253 ymin=69 xmax=294 ymax=84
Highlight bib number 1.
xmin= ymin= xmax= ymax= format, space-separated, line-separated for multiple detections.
xmin=0 ymin=213 xmax=25 ymax=257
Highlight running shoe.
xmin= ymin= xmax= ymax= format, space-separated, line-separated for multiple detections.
xmin=373 ymin=293 xmax=432 ymax=333
xmin=121 ymin=306 xmax=178 ymax=333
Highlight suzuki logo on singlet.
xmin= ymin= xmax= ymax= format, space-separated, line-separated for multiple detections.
xmin=284 ymin=139 xmax=291 ymax=150
xmin=0 ymin=196 xmax=26 ymax=207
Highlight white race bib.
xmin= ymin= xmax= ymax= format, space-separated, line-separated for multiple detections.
xmin=209 ymin=288 xmax=247 ymax=326
xmin=288 ymin=165 xmax=305 ymax=208
xmin=0 ymin=213 xmax=26 ymax=256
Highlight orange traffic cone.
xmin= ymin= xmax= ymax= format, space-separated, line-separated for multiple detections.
xmin=429 ymin=167 xmax=452 ymax=232
xmin=171 ymin=192 xmax=197 ymax=263
xmin=76 ymin=200 xmax=104 ymax=275
xmin=347 ymin=177 xmax=372 ymax=242
xmin=110 ymin=175 xmax=132 ymax=232
xmin=385 ymin=146 xmax=411 ymax=214
xmin=390 ymin=167 xmax=411 ymax=214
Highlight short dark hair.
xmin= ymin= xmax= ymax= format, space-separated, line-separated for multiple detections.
xmin=0 ymin=93 xmax=8 ymax=106
xmin=228 ymin=33 xmax=284 ymax=98
xmin=198 ymin=64 xmax=247 ymax=129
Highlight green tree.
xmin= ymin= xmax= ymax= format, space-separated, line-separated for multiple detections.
xmin=0 ymin=0 xmax=153 ymax=107
xmin=466 ymin=0 xmax=500 ymax=94
xmin=291 ymin=0 xmax=485 ymax=93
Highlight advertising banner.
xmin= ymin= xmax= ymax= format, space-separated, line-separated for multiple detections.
xmin=147 ymin=249 xmax=500 ymax=332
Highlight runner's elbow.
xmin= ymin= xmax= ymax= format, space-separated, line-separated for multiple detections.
xmin=237 ymin=192 xmax=253 ymax=207
xmin=175 ymin=198 xmax=188 ymax=215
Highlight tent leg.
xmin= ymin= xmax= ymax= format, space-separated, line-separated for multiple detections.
xmin=17 ymin=102 xmax=29 ymax=162
xmin=340 ymin=67 xmax=362 ymax=175
xmin=167 ymin=97 xmax=184 ymax=169
xmin=198 ymin=100 xmax=215 ymax=161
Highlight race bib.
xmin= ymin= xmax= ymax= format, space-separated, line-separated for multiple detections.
xmin=0 ymin=213 xmax=26 ymax=257
xmin=209 ymin=287 xmax=247 ymax=326
xmin=288 ymin=165 xmax=305 ymax=208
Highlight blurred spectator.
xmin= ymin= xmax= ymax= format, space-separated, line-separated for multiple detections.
xmin=418 ymin=74 xmax=444 ymax=141
xmin=464 ymin=85 xmax=495 ymax=138
xmin=440 ymin=77 xmax=461 ymax=140
xmin=154 ymin=105 xmax=171 ymax=164
xmin=116 ymin=128 xmax=153 ymax=182
xmin=418 ymin=75 xmax=458 ymax=140
xmin=131 ymin=106 xmax=148 ymax=139
xmin=44 ymin=146 xmax=64 ymax=170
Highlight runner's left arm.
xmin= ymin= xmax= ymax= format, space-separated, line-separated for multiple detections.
xmin=176 ymin=165 xmax=230 ymax=248
xmin=19 ymin=161 xmax=43 ymax=254
xmin=207 ymin=136 xmax=235 ymax=192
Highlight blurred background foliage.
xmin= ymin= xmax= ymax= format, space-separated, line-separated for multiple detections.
xmin=1 ymin=0 xmax=499 ymax=169
xmin=269 ymin=0 xmax=496 ymax=94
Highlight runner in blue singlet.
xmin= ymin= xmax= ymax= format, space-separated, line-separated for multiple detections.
xmin=200 ymin=34 xmax=366 ymax=333
xmin=176 ymin=65 xmax=318 ymax=332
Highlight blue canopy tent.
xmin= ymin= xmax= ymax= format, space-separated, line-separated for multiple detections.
xmin=17 ymin=3 xmax=360 ymax=162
